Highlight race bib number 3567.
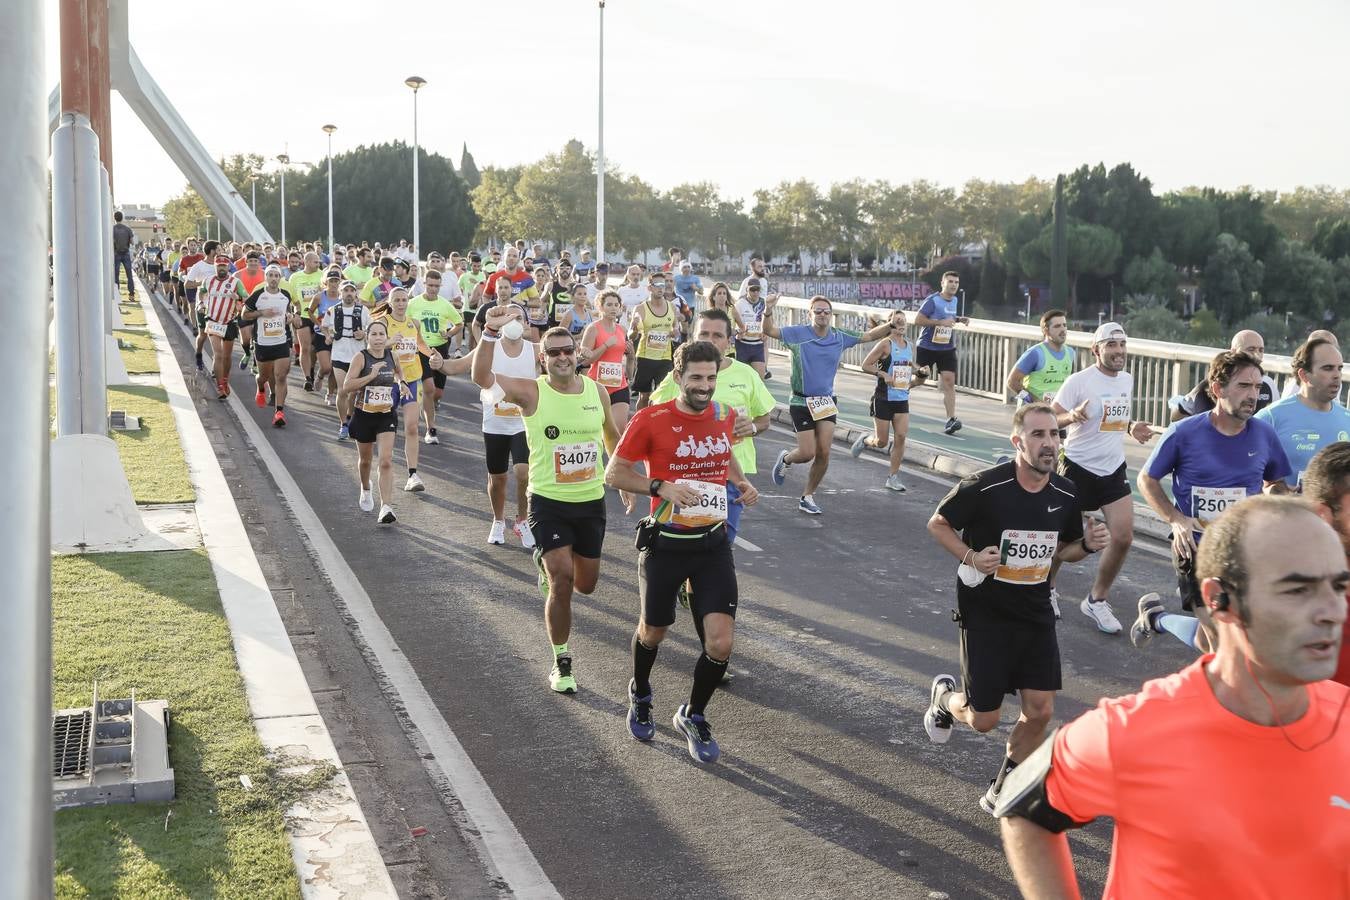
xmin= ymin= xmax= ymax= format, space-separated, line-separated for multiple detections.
xmin=994 ymin=529 xmax=1058 ymax=585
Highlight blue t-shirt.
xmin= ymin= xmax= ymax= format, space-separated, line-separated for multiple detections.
xmin=1254 ymin=394 xmax=1350 ymax=488
xmin=1145 ymin=413 xmax=1291 ymax=532
xmin=673 ymin=273 xmax=701 ymax=309
xmin=779 ymin=324 xmax=862 ymax=403
xmin=574 ymin=260 xmax=595 ymax=275
xmin=917 ymin=292 xmax=959 ymax=351
xmin=314 ymin=291 xmax=341 ymax=319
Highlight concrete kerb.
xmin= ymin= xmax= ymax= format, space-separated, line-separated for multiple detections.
xmin=767 ymin=403 xmax=1175 ymax=543
xmin=135 ymin=277 xmax=397 ymax=899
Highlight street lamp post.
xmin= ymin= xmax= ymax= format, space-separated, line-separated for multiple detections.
xmin=276 ymin=153 xmax=289 ymax=245
xmin=229 ymin=190 xmax=239 ymax=239
xmin=322 ymin=124 xmax=337 ymax=250
xmin=404 ymin=76 xmax=425 ymax=260
xmin=248 ymin=172 xmax=258 ymax=214
xmin=596 ymin=1 xmax=606 ymax=267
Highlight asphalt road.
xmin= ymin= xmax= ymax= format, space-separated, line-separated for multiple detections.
xmin=186 ymin=320 xmax=1194 ymax=900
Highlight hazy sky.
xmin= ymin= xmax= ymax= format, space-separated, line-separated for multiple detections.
xmin=43 ymin=0 xmax=1350 ymax=209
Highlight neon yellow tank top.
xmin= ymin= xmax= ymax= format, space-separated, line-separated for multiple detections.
xmin=524 ymin=376 xmax=607 ymax=502
xmin=636 ymin=300 xmax=675 ymax=361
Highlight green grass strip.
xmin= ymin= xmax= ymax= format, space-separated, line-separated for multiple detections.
xmin=107 ymin=385 xmax=195 ymax=505
xmin=116 ymin=330 xmax=160 ymax=375
xmin=53 ymin=550 xmax=303 ymax=899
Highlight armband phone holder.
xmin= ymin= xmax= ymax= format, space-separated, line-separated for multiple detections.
xmin=991 ymin=727 xmax=1085 ymax=833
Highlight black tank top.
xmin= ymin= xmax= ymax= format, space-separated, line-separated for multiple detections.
xmin=354 ymin=348 xmax=398 ymax=413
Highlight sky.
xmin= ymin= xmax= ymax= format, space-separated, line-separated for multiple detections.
xmin=43 ymin=0 xmax=1350 ymax=210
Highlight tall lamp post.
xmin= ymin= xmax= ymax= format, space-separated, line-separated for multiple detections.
xmin=404 ymin=76 xmax=426 ymax=260
xmin=276 ymin=152 xmax=289 ymax=245
xmin=596 ymin=1 xmax=606 ymax=267
xmin=229 ymin=190 xmax=239 ymax=239
xmin=248 ymin=172 xmax=259 ymax=214
xmin=322 ymin=124 xmax=337 ymax=251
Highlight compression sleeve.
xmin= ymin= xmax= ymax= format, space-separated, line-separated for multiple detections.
xmin=1044 ymin=702 xmax=1118 ymax=823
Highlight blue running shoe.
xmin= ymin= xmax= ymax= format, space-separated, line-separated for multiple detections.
xmin=672 ymin=704 xmax=720 ymax=764
xmin=627 ymin=679 xmax=655 ymax=741
xmin=337 ymin=423 xmax=350 ymax=442
xmin=798 ymin=494 xmax=822 ymax=515
xmin=771 ymin=449 xmax=790 ymax=486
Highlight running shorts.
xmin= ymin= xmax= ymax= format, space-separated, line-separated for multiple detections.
xmin=1058 ymin=457 xmax=1130 ymax=512
xmin=915 ymin=346 xmax=957 ymax=375
xmin=527 ymin=494 xmax=606 ymax=559
xmin=959 ymin=622 xmax=1061 ymax=712
xmin=483 ymin=431 xmax=529 ymax=475
xmin=639 ymin=528 xmax=737 ymax=628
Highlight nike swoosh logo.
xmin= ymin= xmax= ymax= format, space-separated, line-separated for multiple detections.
xmin=1333 ymin=795 xmax=1350 ymax=810
xmin=1248 ymin=451 xmax=1258 ymax=456
xmin=1048 ymin=506 xmax=1062 ymax=512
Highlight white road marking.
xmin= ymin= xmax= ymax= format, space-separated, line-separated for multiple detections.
xmin=734 ymin=535 xmax=764 ymax=552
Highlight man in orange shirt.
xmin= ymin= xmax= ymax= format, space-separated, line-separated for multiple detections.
xmin=998 ymin=495 xmax=1350 ymax=898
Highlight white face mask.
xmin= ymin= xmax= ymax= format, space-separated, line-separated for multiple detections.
xmin=501 ymin=319 xmax=524 ymax=341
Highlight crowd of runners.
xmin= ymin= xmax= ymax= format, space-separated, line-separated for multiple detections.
xmin=130 ymin=235 xmax=1349 ymax=895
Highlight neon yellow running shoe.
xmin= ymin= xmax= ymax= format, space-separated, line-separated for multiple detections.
xmin=549 ymin=656 xmax=576 ymax=694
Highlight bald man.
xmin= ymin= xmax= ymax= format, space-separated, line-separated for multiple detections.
xmin=1172 ymin=329 xmax=1279 ymax=420
xmin=1282 ymin=330 xmax=1341 ymax=399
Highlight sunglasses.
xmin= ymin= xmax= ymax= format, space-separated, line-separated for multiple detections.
xmin=544 ymin=346 xmax=575 ymax=358
xmin=811 ymin=308 xmax=831 ymax=315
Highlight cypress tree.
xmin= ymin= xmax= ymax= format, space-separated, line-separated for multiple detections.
xmin=459 ymin=143 xmax=481 ymax=190
xmin=1051 ymin=174 xmax=1070 ymax=313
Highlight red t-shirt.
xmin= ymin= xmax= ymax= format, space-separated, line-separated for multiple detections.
xmin=235 ymin=268 xmax=266 ymax=295
xmin=1047 ymin=656 xmax=1350 ymax=898
xmin=483 ymin=266 xmax=534 ymax=299
xmin=177 ymin=253 xmax=204 ymax=275
xmin=614 ymin=400 xmax=737 ymax=526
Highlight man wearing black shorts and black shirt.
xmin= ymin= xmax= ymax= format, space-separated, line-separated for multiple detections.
xmin=605 ymin=340 xmax=760 ymax=764
xmin=923 ymin=403 xmax=1109 ymax=815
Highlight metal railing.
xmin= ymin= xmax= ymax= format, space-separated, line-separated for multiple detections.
xmin=768 ymin=297 xmax=1325 ymax=425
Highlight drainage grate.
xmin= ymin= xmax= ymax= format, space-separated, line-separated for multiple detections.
xmin=53 ymin=710 xmax=92 ymax=778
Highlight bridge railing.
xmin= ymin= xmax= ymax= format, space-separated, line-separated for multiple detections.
xmin=768 ymin=297 xmax=1323 ymax=425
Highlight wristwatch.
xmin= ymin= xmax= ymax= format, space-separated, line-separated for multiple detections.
xmin=649 ymin=478 xmax=664 ymax=498
xmin=1080 ymin=537 xmax=1097 ymax=554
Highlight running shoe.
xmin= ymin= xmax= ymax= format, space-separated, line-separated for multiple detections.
xmin=488 ymin=520 xmax=506 ymax=545
xmin=404 ymin=472 xmax=425 ymax=492
xmin=849 ymin=433 xmax=870 ymax=458
xmin=626 ymin=679 xmax=655 ymax=741
xmin=798 ymin=494 xmax=822 ymax=515
xmin=239 ymin=353 xmax=250 ymax=371
xmin=216 ymin=381 xmax=229 ymax=401
xmin=978 ymin=779 xmax=1000 ymax=817
xmin=884 ymin=474 xmax=907 ymax=493
xmin=549 ymin=656 xmax=577 ymax=694
xmin=923 ymin=674 xmax=956 ymax=745
xmin=377 ymin=504 xmax=397 ymax=525
xmin=771 ymin=450 xmax=790 ymax=486
xmin=195 ymin=355 xmax=205 ymax=372
xmin=337 ymin=423 xmax=350 ymax=441
xmin=359 ymin=487 xmax=374 ymax=512
xmin=324 ymin=391 xmax=335 ymax=407
xmin=1049 ymin=588 xmax=1062 ymax=620
xmin=1129 ymin=592 xmax=1164 ymax=649
xmin=514 ymin=518 xmax=536 ymax=549
xmin=672 ymin=704 xmax=720 ymax=764
xmin=254 ymin=390 xmax=266 ymax=408
xmin=763 ymin=369 xmax=773 ymax=381
xmin=533 ymin=548 xmax=549 ymax=598
xmin=943 ymin=416 xmax=963 ymax=435
xmin=249 ymin=357 xmax=259 ymax=375
xmin=423 ymin=431 xmax=440 ymax=446
xmin=272 ymin=409 xmax=286 ymax=428
xmin=304 ymin=378 xmax=314 ymax=392
xmin=1080 ymin=596 xmax=1123 ymax=634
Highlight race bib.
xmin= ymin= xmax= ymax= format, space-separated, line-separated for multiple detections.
xmin=493 ymin=402 xmax=522 ymax=418
xmin=806 ymin=395 xmax=837 ymax=420
xmin=205 ymin=320 xmax=228 ymax=337
xmin=393 ymin=338 xmax=417 ymax=371
xmin=732 ymin=405 xmax=750 ymax=445
xmin=261 ymin=316 xmax=285 ymax=339
xmin=553 ymin=441 xmax=599 ymax=484
xmin=1040 ymin=391 xmax=1055 ymax=404
xmin=1100 ymin=397 xmax=1131 ymax=432
xmin=597 ymin=361 xmax=624 ymax=387
xmin=932 ymin=325 xmax=953 ymax=345
xmin=647 ymin=331 xmax=670 ymax=351
xmin=363 ymin=384 xmax=394 ymax=413
xmin=1192 ymin=486 xmax=1246 ymax=530
xmin=671 ymin=479 xmax=728 ymax=528
xmin=743 ymin=317 xmax=763 ymax=340
xmin=889 ymin=364 xmax=912 ymax=391
xmin=994 ymin=529 xmax=1058 ymax=585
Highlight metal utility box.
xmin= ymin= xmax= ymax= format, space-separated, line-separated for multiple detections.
xmin=52 ymin=684 xmax=174 ymax=809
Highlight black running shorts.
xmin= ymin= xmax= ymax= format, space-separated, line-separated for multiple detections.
xmin=348 ymin=409 xmax=398 ymax=443
xmin=915 ymin=346 xmax=957 ymax=375
xmin=632 ymin=358 xmax=672 ymax=394
xmin=528 ymin=494 xmax=606 ymax=559
xmin=1058 ymin=457 xmax=1131 ymax=513
xmin=639 ymin=529 xmax=737 ymax=628
xmin=483 ymin=431 xmax=529 ymax=475
xmin=959 ymin=622 xmax=1061 ymax=712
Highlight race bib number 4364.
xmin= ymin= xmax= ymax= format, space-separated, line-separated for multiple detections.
xmin=994 ymin=529 xmax=1058 ymax=585
xmin=672 ymin=479 xmax=728 ymax=528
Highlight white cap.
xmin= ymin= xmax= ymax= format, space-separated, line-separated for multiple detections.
xmin=679 ymin=259 xmax=692 ymax=270
xmin=1092 ymin=322 xmax=1127 ymax=344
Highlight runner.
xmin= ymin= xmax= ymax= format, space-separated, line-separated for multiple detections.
xmin=580 ymin=288 xmax=635 ymax=435
xmin=307 ymin=269 xmax=344 ymax=405
xmin=407 ymin=269 xmax=464 ymax=446
xmin=1282 ymin=330 xmax=1340 ymax=399
xmin=373 ymin=287 xmax=438 ymax=492
xmin=850 ymin=309 xmax=929 ymax=492
xmin=285 ymin=251 xmax=326 ymax=391
xmin=1300 ymin=443 xmax=1350 ymax=686
xmin=338 ymin=319 xmax=411 ymax=525
xmin=922 ymin=403 xmax=1109 ymax=814
xmin=234 ymin=251 xmax=266 ymax=371
xmin=360 ymin=257 xmax=401 ymax=307
xmin=629 ymin=276 xmax=676 ymax=412
xmin=615 ymin=265 xmax=648 ymax=328
xmin=198 ymin=254 xmax=249 ymax=400
xmin=763 ymin=294 xmax=890 ymax=514
xmin=1255 ymin=336 xmax=1350 ymax=489
xmin=1005 ymin=309 xmax=1072 ymax=408
xmin=556 ymin=282 xmax=594 ymax=351
xmin=673 ymin=258 xmax=703 ymax=313
xmin=343 ymin=247 xmax=375 ymax=289
xmin=240 ymin=264 xmax=298 ymax=427
xmin=1048 ymin=321 xmax=1154 ymax=630
xmin=523 ymin=264 xmax=554 ymax=339
xmin=471 ymin=312 xmax=539 ymax=547
xmin=1135 ymin=350 xmax=1292 ymax=652
xmin=472 ymin=307 xmax=622 ymax=694
xmin=606 ymin=340 xmax=760 ymax=763
xmin=184 ymin=240 xmax=218 ymax=371
xmin=914 ymin=270 xmax=971 ymax=435
xmin=1172 ymin=328 xmax=1279 ymax=419
xmin=998 ymin=496 xmax=1349 ymax=899
xmin=321 ymin=280 xmax=369 ymax=441
xmin=176 ymin=239 xmax=205 ymax=326
xmin=733 ymin=278 xmax=769 ymax=378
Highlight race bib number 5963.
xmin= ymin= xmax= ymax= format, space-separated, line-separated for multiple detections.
xmin=995 ymin=529 xmax=1058 ymax=585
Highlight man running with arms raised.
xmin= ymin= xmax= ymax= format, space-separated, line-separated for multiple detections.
xmin=473 ymin=307 xmax=621 ymax=694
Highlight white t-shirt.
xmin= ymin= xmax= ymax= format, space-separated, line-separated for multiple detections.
xmin=735 ymin=296 xmax=766 ymax=343
xmin=480 ymin=340 xmax=537 ymax=435
xmin=617 ymin=284 xmax=648 ymax=329
xmin=323 ymin=303 xmax=369 ymax=366
xmin=248 ymin=289 xmax=293 ymax=347
xmin=1055 ymin=365 xmax=1135 ymax=476
xmin=185 ymin=259 xmax=215 ymax=288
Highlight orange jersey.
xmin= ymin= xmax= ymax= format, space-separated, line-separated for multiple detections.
xmin=1047 ymin=656 xmax=1350 ymax=898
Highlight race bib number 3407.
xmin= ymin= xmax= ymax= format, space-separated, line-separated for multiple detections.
xmin=994 ymin=529 xmax=1058 ymax=585
xmin=553 ymin=441 xmax=599 ymax=484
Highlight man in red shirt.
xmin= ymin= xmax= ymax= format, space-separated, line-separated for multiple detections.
xmin=1301 ymin=441 xmax=1350 ymax=686
xmin=605 ymin=340 xmax=758 ymax=764
xmin=999 ymin=495 xmax=1350 ymax=898
xmin=482 ymin=245 xmax=536 ymax=302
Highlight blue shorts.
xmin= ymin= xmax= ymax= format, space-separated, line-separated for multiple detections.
xmin=726 ymin=480 xmax=745 ymax=544
xmin=735 ymin=340 xmax=766 ymax=364
xmin=397 ymin=379 xmax=419 ymax=408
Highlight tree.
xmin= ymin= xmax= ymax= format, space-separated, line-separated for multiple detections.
xmin=821 ymin=179 xmax=871 ymax=272
xmin=1156 ymin=193 xmax=1220 ymax=270
xmin=959 ymin=177 xmax=1050 ymax=250
xmin=1122 ymin=293 xmax=1185 ymax=341
xmin=459 ymin=144 xmax=481 ymax=190
xmin=1201 ymin=233 xmax=1265 ymax=326
xmin=1051 ymin=175 xmax=1069 ymax=310
xmin=1020 ymin=219 xmax=1122 ymax=313
xmin=758 ymin=179 xmax=828 ymax=265
xmin=1262 ymin=239 xmax=1338 ymax=322
xmin=664 ymin=182 xmax=722 ymax=261
xmin=1267 ymin=186 xmax=1350 ymax=243
xmin=1204 ymin=189 xmax=1279 ymax=263
xmin=163 ymin=188 xmax=210 ymax=240
xmin=1002 ymin=211 xmax=1043 ymax=306
xmin=1188 ymin=308 xmax=1223 ymax=346
xmin=1064 ymin=162 xmax=1160 ymax=269
xmin=515 ymin=140 xmax=595 ymax=251
xmin=1123 ymin=248 xmax=1179 ymax=301
xmin=471 ymin=166 xmax=524 ymax=247
xmin=1312 ymin=218 xmax=1350 ymax=263
xmin=606 ymin=175 xmax=661 ymax=261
